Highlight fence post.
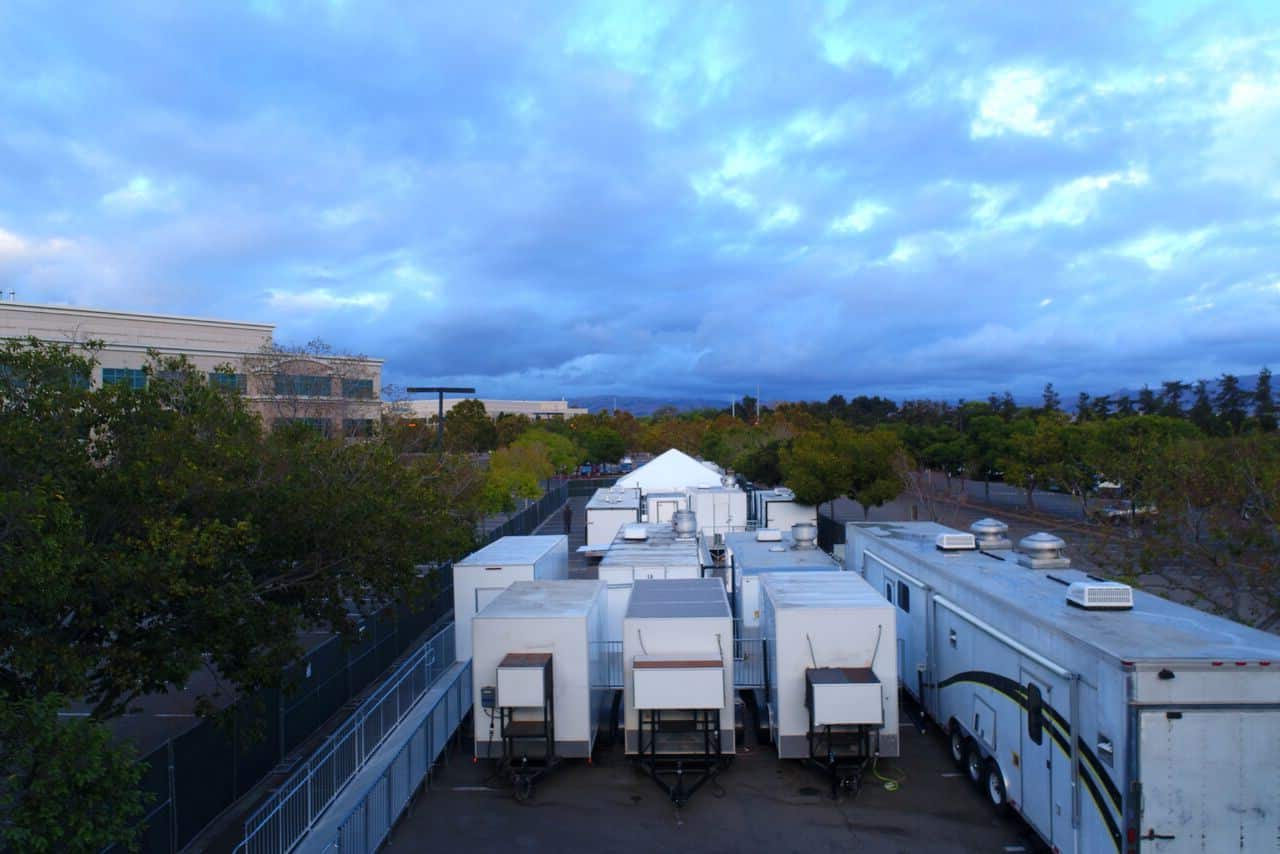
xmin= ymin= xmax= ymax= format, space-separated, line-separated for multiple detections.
xmin=167 ymin=739 xmax=178 ymax=854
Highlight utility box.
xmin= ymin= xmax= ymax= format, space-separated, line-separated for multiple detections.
xmin=472 ymin=580 xmax=606 ymax=759
xmin=585 ymin=487 xmax=642 ymax=548
xmin=688 ymin=486 xmax=748 ymax=537
xmin=725 ymin=528 xmax=840 ymax=635
xmin=761 ymin=573 xmax=898 ymax=759
xmin=623 ymin=578 xmax=734 ymax=756
xmin=453 ymin=535 xmax=568 ymax=663
xmin=644 ymin=491 xmax=688 ymax=524
xmin=598 ymin=523 xmax=701 ymax=642
xmin=806 ymin=668 xmax=883 ymax=727
xmin=749 ymin=488 xmax=817 ymax=530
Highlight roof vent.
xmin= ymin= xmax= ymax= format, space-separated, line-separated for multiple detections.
xmin=756 ymin=529 xmax=783 ymax=542
xmin=791 ymin=522 xmax=818 ymax=550
xmin=936 ymin=533 xmax=977 ymax=551
xmin=623 ymin=524 xmax=649 ymax=541
xmin=672 ymin=510 xmax=697 ymax=540
xmin=1066 ymin=581 xmax=1133 ymax=610
xmin=1017 ymin=532 xmax=1070 ymax=569
xmin=969 ymin=518 xmax=1012 ymax=550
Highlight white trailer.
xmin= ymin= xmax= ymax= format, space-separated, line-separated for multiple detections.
xmin=760 ymin=573 xmax=899 ymax=761
xmin=471 ymin=580 xmax=607 ymax=762
xmin=750 ymin=487 xmax=817 ymax=531
xmin=688 ymin=485 xmax=748 ymax=538
xmin=585 ymin=487 xmax=641 ymax=548
xmin=597 ymin=522 xmax=701 ymax=642
xmin=623 ymin=578 xmax=734 ymax=806
xmin=452 ymin=535 xmax=568 ymax=662
xmin=846 ymin=520 xmax=1280 ymax=854
xmin=724 ymin=527 xmax=840 ymax=635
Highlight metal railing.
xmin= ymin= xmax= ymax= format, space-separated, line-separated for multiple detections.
xmin=318 ymin=661 xmax=472 ymax=854
xmin=589 ymin=637 xmax=767 ymax=690
xmin=237 ymin=623 xmax=455 ymax=854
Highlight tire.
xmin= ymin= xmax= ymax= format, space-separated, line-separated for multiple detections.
xmin=985 ymin=762 xmax=1010 ymax=815
xmin=949 ymin=727 xmax=966 ymax=768
xmin=964 ymin=741 xmax=984 ymax=786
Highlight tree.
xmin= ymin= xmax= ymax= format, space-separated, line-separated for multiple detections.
xmin=580 ymin=425 xmax=626 ymax=463
xmin=1091 ymin=394 xmax=1112 ymax=420
xmin=494 ymin=412 xmax=533 ymax=447
xmin=1114 ymin=394 xmax=1135 ymax=417
xmin=1215 ymin=373 xmax=1247 ymax=434
xmin=1253 ymin=367 xmax=1275 ymax=432
xmin=443 ymin=398 xmax=497 ymax=452
xmin=1189 ymin=380 xmax=1215 ymax=433
xmin=1137 ymin=385 xmax=1161 ymax=416
xmin=483 ymin=444 xmax=553 ymax=513
xmin=1042 ymin=382 xmax=1061 ymax=413
xmin=1075 ymin=391 xmax=1091 ymax=421
xmin=514 ymin=428 xmax=583 ymax=474
xmin=1160 ymin=380 xmax=1188 ymax=418
xmin=846 ymin=429 xmax=904 ymax=519
xmin=1003 ymin=415 xmax=1067 ymax=509
xmin=779 ymin=424 xmax=853 ymax=513
xmin=964 ymin=415 xmax=1009 ymax=501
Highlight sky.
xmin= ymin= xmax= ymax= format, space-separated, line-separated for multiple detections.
xmin=2 ymin=1 xmax=1279 ymax=403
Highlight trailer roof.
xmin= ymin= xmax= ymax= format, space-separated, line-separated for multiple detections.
xmin=475 ymin=580 xmax=605 ymax=619
xmin=625 ymin=578 xmax=730 ymax=619
xmin=599 ymin=524 xmax=700 ymax=567
xmin=586 ymin=487 xmax=641 ymax=511
xmin=725 ymin=531 xmax=840 ymax=573
xmin=761 ymin=572 xmax=888 ymax=610
xmin=848 ymin=522 xmax=1280 ymax=662
xmin=455 ymin=534 xmax=567 ymax=567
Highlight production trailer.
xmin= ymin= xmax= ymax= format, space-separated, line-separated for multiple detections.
xmin=760 ymin=573 xmax=899 ymax=797
xmin=471 ymin=580 xmax=608 ymax=798
xmin=846 ymin=520 xmax=1280 ymax=854
xmin=749 ymin=487 xmax=817 ymax=531
xmin=687 ymin=485 xmax=748 ymax=538
xmin=452 ymin=535 xmax=569 ymax=663
xmin=597 ymin=517 xmax=701 ymax=642
xmin=723 ymin=525 xmax=840 ymax=636
xmin=644 ymin=491 xmax=689 ymax=524
xmin=622 ymin=578 xmax=735 ymax=806
xmin=585 ymin=486 xmax=642 ymax=548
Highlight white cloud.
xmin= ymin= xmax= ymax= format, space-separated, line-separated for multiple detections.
xmin=101 ymin=176 xmax=178 ymax=214
xmin=0 ymin=227 xmax=29 ymax=261
xmin=1040 ymin=298 xmax=1053 ymax=307
xmin=266 ymin=288 xmax=392 ymax=313
xmin=759 ymin=203 xmax=800 ymax=231
xmin=1011 ymin=166 xmax=1149 ymax=228
xmin=971 ymin=68 xmax=1055 ymax=138
xmin=830 ymin=201 xmax=888 ymax=234
xmin=1117 ymin=228 xmax=1214 ymax=270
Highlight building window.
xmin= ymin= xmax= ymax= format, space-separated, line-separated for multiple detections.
xmin=274 ymin=417 xmax=332 ymax=436
xmin=274 ymin=374 xmax=331 ymax=397
xmin=343 ymin=418 xmax=376 ymax=438
xmin=208 ymin=372 xmax=248 ymax=393
xmin=897 ymin=581 xmax=911 ymax=614
xmin=102 ymin=368 xmax=147 ymax=389
xmin=342 ymin=378 xmax=374 ymax=399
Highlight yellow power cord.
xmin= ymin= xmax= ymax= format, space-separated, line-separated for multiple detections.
xmin=871 ymin=756 xmax=906 ymax=792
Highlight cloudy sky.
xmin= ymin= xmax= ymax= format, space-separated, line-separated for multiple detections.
xmin=2 ymin=1 xmax=1278 ymax=402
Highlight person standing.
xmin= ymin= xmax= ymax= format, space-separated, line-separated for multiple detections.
xmin=563 ymin=503 xmax=573 ymax=537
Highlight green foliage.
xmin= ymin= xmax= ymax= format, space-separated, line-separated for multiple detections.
xmin=513 ymin=428 xmax=583 ymax=474
xmin=0 ymin=693 xmax=147 ymax=853
xmin=444 ymin=398 xmax=497 ymax=452
xmin=846 ymin=429 xmax=904 ymax=519
xmin=779 ymin=423 xmax=853 ymax=508
xmin=483 ymin=444 xmax=554 ymax=513
xmin=579 ymin=425 xmax=626 ymax=462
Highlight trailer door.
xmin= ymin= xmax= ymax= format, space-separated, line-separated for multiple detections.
xmin=653 ymin=500 xmax=679 ymax=523
xmin=1019 ymin=668 xmax=1054 ymax=843
xmin=1138 ymin=708 xmax=1280 ymax=852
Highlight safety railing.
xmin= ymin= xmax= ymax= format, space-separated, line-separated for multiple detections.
xmin=590 ymin=640 xmax=624 ymax=689
xmin=318 ymin=661 xmax=472 ymax=854
xmin=236 ymin=623 xmax=455 ymax=854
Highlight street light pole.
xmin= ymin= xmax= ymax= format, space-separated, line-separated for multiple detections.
xmin=406 ymin=386 xmax=476 ymax=449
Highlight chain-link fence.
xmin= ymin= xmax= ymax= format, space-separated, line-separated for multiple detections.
xmin=485 ymin=479 xmax=569 ymax=540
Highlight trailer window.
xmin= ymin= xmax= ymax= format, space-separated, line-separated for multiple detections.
xmin=884 ymin=583 xmax=894 ymax=604
xmin=1025 ymin=682 xmax=1044 ymax=745
xmin=897 ymin=581 xmax=911 ymax=613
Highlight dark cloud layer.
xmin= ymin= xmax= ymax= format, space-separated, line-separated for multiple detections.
xmin=2 ymin=0 xmax=1278 ymax=402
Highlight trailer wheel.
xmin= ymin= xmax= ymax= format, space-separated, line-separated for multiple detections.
xmin=984 ymin=761 xmax=1009 ymax=815
xmin=948 ymin=726 xmax=966 ymax=768
xmin=964 ymin=741 xmax=984 ymax=786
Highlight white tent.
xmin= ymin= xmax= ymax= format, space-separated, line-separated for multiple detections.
xmin=615 ymin=448 xmax=725 ymax=493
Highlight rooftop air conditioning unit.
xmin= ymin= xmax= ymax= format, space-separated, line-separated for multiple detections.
xmin=935 ymin=533 xmax=977 ymax=551
xmin=1066 ymin=581 xmax=1133 ymax=610
xmin=623 ymin=524 xmax=649 ymax=541
xmin=756 ymin=529 xmax=783 ymax=542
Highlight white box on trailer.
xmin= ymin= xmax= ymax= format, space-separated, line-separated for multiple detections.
xmin=598 ymin=524 xmax=701 ymax=642
xmin=750 ymin=488 xmax=817 ymax=529
xmin=725 ymin=530 xmax=840 ymax=634
xmin=471 ymin=580 xmax=606 ymax=759
xmin=688 ymin=486 xmax=747 ymax=537
xmin=644 ymin=491 xmax=688 ymax=524
xmin=452 ymin=535 xmax=568 ymax=662
xmin=586 ymin=487 xmax=641 ymax=547
xmin=622 ymin=579 xmax=734 ymax=755
xmin=761 ymin=573 xmax=898 ymax=759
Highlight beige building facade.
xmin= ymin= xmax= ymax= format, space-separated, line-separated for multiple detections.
xmin=0 ymin=301 xmax=383 ymax=437
xmin=399 ymin=397 xmax=587 ymax=422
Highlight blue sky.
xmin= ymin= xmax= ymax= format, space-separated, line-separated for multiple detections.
xmin=2 ymin=1 xmax=1278 ymax=402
